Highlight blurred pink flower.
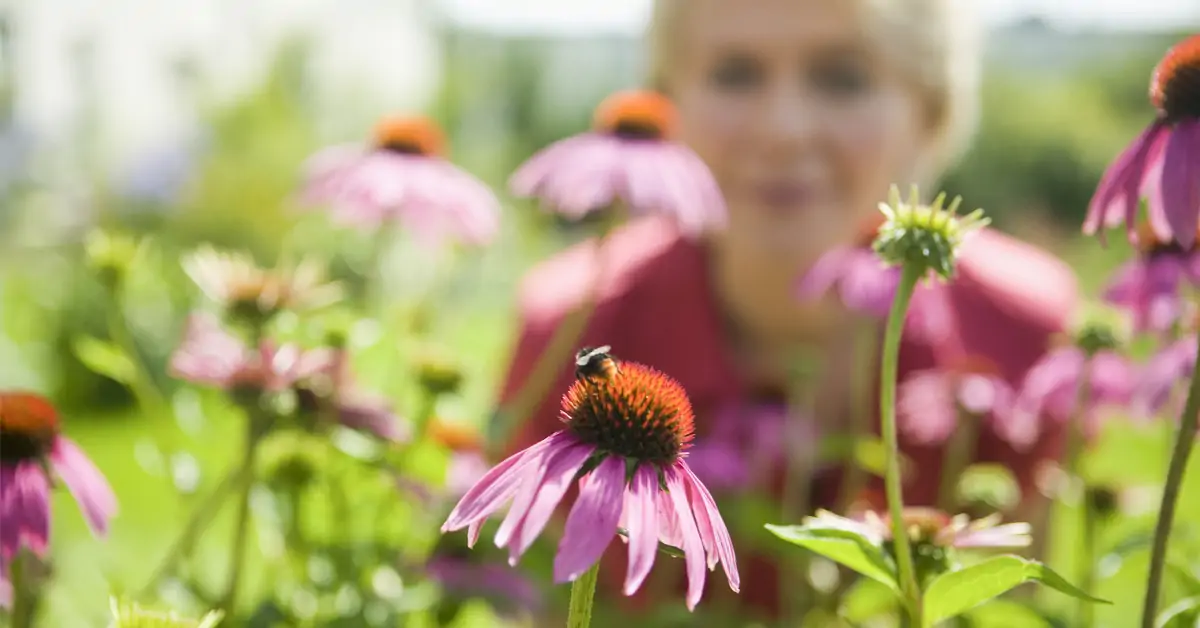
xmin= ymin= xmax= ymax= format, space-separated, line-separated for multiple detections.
xmin=1135 ymin=334 xmax=1197 ymax=418
xmin=1009 ymin=347 xmax=1136 ymax=450
xmin=510 ymin=90 xmax=726 ymax=238
xmin=182 ymin=246 xmax=342 ymax=317
xmin=1083 ymin=35 xmax=1200 ymax=247
xmin=426 ymin=556 xmax=543 ymax=617
xmin=0 ymin=392 xmax=117 ymax=607
xmin=169 ymin=314 xmax=329 ymax=392
xmin=806 ymin=508 xmax=1031 ymax=549
xmin=301 ymin=116 xmax=500 ymax=246
xmin=294 ymin=348 xmax=409 ymax=442
xmin=687 ymin=403 xmax=814 ymax=492
xmin=1103 ymin=221 xmax=1200 ymax=334
xmin=441 ymin=360 xmax=738 ymax=610
xmin=898 ymin=355 xmax=1017 ymax=446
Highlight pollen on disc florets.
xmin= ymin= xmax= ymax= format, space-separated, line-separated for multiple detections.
xmin=872 ymin=184 xmax=989 ymax=281
xmin=593 ymin=90 xmax=678 ymax=141
xmin=0 ymin=392 xmax=59 ymax=463
xmin=373 ymin=115 xmax=446 ymax=156
xmin=561 ymin=361 xmax=695 ymax=464
xmin=1151 ymin=34 xmax=1200 ymax=124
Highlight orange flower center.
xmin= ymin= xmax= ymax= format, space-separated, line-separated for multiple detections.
xmin=593 ymin=90 xmax=678 ymax=140
xmin=373 ymin=116 xmax=446 ymax=156
xmin=1151 ymin=35 xmax=1200 ymax=123
xmin=0 ymin=392 xmax=59 ymax=463
xmin=1135 ymin=219 xmax=1200 ymax=256
xmin=885 ymin=507 xmax=953 ymax=543
xmin=561 ymin=358 xmax=695 ymax=464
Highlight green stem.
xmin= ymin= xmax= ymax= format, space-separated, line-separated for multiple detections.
xmin=218 ymin=413 xmax=265 ymax=615
xmin=9 ymin=552 xmax=40 ymax=628
xmin=1080 ymin=495 xmax=1099 ymax=628
xmin=1141 ymin=332 xmax=1200 ymax=628
xmin=1067 ymin=360 xmax=1095 ymax=628
xmin=138 ymin=467 xmax=240 ymax=597
xmin=936 ymin=408 xmax=978 ymax=511
xmin=881 ymin=264 xmax=922 ymax=625
xmin=780 ymin=353 xmax=821 ymax=622
xmin=566 ymin=563 xmax=600 ymax=628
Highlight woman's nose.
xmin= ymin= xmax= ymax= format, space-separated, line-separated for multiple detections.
xmin=757 ymin=84 xmax=820 ymax=155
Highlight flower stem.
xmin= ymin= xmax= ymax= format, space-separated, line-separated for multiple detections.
xmin=566 ymin=563 xmax=600 ymax=628
xmin=835 ymin=323 xmax=880 ymax=513
xmin=1140 ymin=332 xmax=1200 ymax=628
xmin=9 ymin=552 xmax=42 ymax=628
xmin=880 ymin=264 xmax=922 ymax=624
xmin=1066 ymin=359 xmax=1095 ymax=628
xmin=936 ymin=409 xmax=978 ymax=511
xmin=218 ymin=411 xmax=266 ymax=615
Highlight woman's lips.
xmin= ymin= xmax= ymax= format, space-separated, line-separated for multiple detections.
xmin=752 ymin=181 xmax=820 ymax=214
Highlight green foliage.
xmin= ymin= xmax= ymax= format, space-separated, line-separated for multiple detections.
xmin=765 ymin=525 xmax=900 ymax=594
xmin=922 ymin=556 xmax=1108 ymax=627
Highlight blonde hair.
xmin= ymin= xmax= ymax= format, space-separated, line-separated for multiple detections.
xmin=647 ymin=0 xmax=983 ymax=177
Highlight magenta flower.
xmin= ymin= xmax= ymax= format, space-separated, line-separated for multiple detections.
xmin=169 ymin=314 xmax=330 ymax=392
xmin=0 ymin=392 xmax=117 ymax=606
xmin=510 ymin=90 xmax=726 ymax=238
xmin=806 ymin=508 xmax=1031 ymax=550
xmin=1083 ymin=35 xmax=1200 ymax=247
xmin=301 ymin=116 xmax=500 ymax=246
xmin=426 ymin=556 xmax=543 ymax=618
xmin=293 ymin=348 xmax=409 ymax=442
xmin=1103 ymin=222 xmax=1200 ymax=334
xmin=441 ymin=352 xmax=739 ymax=610
xmin=1135 ymin=334 xmax=1198 ymax=418
xmin=687 ymin=403 xmax=811 ymax=492
xmin=1010 ymin=346 xmax=1136 ymax=449
xmin=898 ymin=355 xmax=1018 ymax=446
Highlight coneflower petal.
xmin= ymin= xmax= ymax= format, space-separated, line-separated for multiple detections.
xmin=507 ymin=442 xmax=594 ymax=565
xmin=1084 ymin=122 xmax=1170 ymax=242
xmin=1160 ymin=120 xmax=1200 ymax=248
xmin=622 ymin=464 xmax=660 ymax=595
xmin=49 ymin=437 xmax=117 ymax=537
xmin=554 ymin=456 xmax=625 ymax=582
xmin=680 ymin=462 xmax=740 ymax=592
xmin=442 ymin=431 xmax=564 ymax=532
xmin=10 ymin=464 xmax=50 ymax=557
xmin=664 ymin=466 xmax=707 ymax=611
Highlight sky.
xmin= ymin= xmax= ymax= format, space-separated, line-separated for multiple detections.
xmin=440 ymin=0 xmax=1200 ymax=36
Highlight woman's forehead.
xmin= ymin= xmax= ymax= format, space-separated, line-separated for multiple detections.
xmin=672 ymin=0 xmax=880 ymax=56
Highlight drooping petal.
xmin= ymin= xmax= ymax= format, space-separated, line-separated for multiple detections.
xmin=1159 ymin=120 xmax=1200 ymax=248
xmin=49 ymin=437 xmax=117 ymax=537
xmin=1084 ymin=122 xmax=1170 ymax=242
xmin=952 ymin=522 xmax=1033 ymax=548
xmin=664 ymin=465 xmax=708 ymax=611
xmin=336 ymin=395 xmax=410 ymax=442
xmin=1135 ymin=336 xmax=1197 ymax=417
xmin=442 ymin=431 xmax=566 ymax=532
xmin=553 ymin=455 xmax=626 ymax=582
xmin=795 ymin=247 xmax=858 ymax=304
xmin=1010 ymin=347 xmax=1085 ymax=448
xmin=4 ymin=463 xmax=50 ymax=557
xmin=168 ymin=314 xmax=248 ymax=388
xmin=679 ymin=462 xmax=740 ymax=592
xmin=506 ymin=442 xmax=594 ymax=565
xmin=621 ymin=464 xmax=660 ymax=595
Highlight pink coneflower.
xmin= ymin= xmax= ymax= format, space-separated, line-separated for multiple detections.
xmin=301 ymin=116 xmax=500 ymax=246
xmin=293 ymin=348 xmax=408 ymax=442
xmin=898 ymin=355 xmax=1018 ymax=446
xmin=1009 ymin=346 xmax=1135 ymax=449
xmin=0 ymin=392 xmax=117 ymax=606
xmin=182 ymin=247 xmax=343 ymax=321
xmin=687 ymin=403 xmax=809 ymax=492
xmin=1104 ymin=221 xmax=1200 ymax=334
xmin=441 ymin=347 xmax=739 ymax=610
xmin=1135 ymin=334 xmax=1198 ymax=418
xmin=1083 ymin=35 xmax=1200 ymax=247
xmin=168 ymin=314 xmax=330 ymax=392
xmin=510 ymin=90 xmax=726 ymax=238
xmin=805 ymin=508 xmax=1032 ymax=550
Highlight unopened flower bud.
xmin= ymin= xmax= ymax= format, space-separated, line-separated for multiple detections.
xmin=872 ymin=185 xmax=988 ymax=281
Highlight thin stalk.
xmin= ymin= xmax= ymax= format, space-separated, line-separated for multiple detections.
xmin=217 ymin=413 xmax=265 ymax=615
xmin=566 ymin=564 xmax=600 ymax=628
xmin=139 ymin=466 xmax=240 ymax=597
xmin=780 ymin=353 xmax=821 ymax=622
xmin=834 ymin=323 xmax=879 ymax=514
xmin=936 ymin=408 xmax=979 ymax=511
xmin=1141 ymin=332 xmax=1200 ymax=628
xmin=1065 ymin=359 xmax=1095 ymax=627
xmin=1080 ymin=495 xmax=1099 ymax=628
xmin=880 ymin=264 xmax=923 ymax=625
xmin=9 ymin=552 xmax=39 ymax=628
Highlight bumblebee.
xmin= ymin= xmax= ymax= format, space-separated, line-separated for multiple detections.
xmin=575 ymin=345 xmax=620 ymax=382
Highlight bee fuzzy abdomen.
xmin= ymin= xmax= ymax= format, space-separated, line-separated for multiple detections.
xmin=574 ymin=345 xmax=620 ymax=382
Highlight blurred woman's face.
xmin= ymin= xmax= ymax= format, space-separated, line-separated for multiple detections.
xmin=666 ymin=0 xmax=931 ymax=265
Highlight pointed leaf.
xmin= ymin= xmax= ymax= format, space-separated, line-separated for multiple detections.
xmin=923 ymin=556 xmax=1110 ymax=627
xmin=764 ymin=524 xmax=899 ymax=594
xmin=73 ymin=335 xmax=136 ymax=384
xmin=1156 ymin=595 xmax=1200 ymax=628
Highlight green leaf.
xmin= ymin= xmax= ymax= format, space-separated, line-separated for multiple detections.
xmin=923 ymin=556 xmax=1110 ymax=627
xmin=956 ymin=464 xmax=1021 ymax=511
xmin=73 ymin=336 xmax=137 ymax=384
xmin=1156 ymin=595 xmax=1200 ymax=628
xmin=764 ymin=524 xmax=899 ymax=594
xmin=840 ymin=577 xmax=900 ymax=623
xmin=964 ymin=599 xmax=1051 ymax=628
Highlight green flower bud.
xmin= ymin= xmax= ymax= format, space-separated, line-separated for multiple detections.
xmin=108 ymin=598 xmax=223 ymax=628
xmin=1067 ymin=304 xmax=1127 ymax=357
xmin=872 ymin=184 xmax=989 ymax=281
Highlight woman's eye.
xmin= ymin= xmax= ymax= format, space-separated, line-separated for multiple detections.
xmin=708 ymin=55 xmax=763 ymax=91
xmin=810 ymin=58 xmax=873 ymax=97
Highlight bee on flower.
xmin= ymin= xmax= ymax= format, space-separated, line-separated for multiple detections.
xmin=441 ymin=346 xmax=738 ymax=610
